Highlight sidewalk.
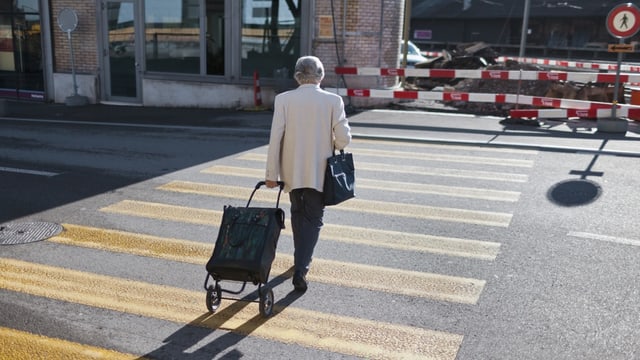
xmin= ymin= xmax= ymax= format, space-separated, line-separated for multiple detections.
xmin=349 ymin=106 xmax=640 ymax=157
xmin=2 ymin=99 xmax=640 ymax=157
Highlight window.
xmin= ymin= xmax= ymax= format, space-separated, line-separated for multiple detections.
xmin=206 ymin=0 xmax=224 ymax=75
xmin=15 ymin=0 xmax=39 ymax=12
xmin=0 ymin=4 xmax=43 ymax=95
xmin=241 ymin=0 xmax=300 ymax=78
xmin=142 ymin=0 xmax=306 ymax=79
xmin=145 ymin=0 xmax=200 ymax=73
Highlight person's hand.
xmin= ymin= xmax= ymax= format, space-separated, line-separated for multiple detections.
xmin=265 ymin=180 xmax=279 ymax=188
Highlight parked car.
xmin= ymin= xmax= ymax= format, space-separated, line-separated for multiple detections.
xmin=399 ymin=41 xmax=429 ymax=67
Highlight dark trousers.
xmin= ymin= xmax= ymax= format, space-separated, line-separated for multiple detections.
xmin=289 ymin=188 xmax=325 ymax=276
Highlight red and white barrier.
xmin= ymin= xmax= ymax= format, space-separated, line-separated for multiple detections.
xmin=327 ymin=87 xmax=622 ymax=110
xmin=253 ymin=70 xmax=263 ymax=107
xmin=510 ymin=107 xmax=640 ymax=119
xmin=334 ymin=66 xmax=640 ymax=83
xmin=499 ymin=56 xmax=640 ymax=73
xmin=415 ymin=53 xmax=640 ymax=72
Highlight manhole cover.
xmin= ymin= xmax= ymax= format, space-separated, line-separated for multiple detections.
xmin=0 ymin=222 xmax=63 ymax=245
xmin=547 ymin=179 xmax=602 ymax=207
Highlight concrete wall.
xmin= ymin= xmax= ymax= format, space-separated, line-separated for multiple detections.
xmin=142 ymin=79 xmax=274 ymax=109
xmin=53 ymin=73 xmax=97 ymax=104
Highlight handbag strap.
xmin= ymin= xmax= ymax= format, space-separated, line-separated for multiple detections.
xmin=329 ymin=118 xmax=336 ymax=155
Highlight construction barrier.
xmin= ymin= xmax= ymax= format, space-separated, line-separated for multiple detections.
xmin=335 ymin=66 xmax=640 ymax=83
xmin=416 ymin=54 xmax=640 ymax=72
xmin=510 ymin=107 xmax=640 ymax=120
xmin=499 ymin=56 xmax=640 ymax=73
xmin=333 ymin=62 xmax=640 ymax=122
xmin=253 ymin=70 xmax=262 ymax=107
xmin=326 ymin=87 xmax=626 ymax=110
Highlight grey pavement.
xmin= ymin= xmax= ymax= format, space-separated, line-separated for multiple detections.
xmin=1 ymin=99 xmax=639 ymax=157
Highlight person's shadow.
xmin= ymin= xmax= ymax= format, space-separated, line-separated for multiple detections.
xmin=137 ymin=267 xmax=303 ymax=360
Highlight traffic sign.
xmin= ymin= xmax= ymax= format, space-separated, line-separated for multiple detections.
xmin=608 ymin=43 xmax=635 ymax=52
xmin=607 ymin=3 xmax=640 ymax=39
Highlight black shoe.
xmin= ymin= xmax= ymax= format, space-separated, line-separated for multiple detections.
xmin=292 ymin=273 xmax=308 ymax=292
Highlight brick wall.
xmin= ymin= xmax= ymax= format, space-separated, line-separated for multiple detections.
xmin=314 ymin=0 xmax=405 ymax=107
xmin=51 ymin=1 xmax=98 ymax=74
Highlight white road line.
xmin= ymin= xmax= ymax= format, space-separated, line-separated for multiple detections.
xmin=0 ymin=166 xmax=60 ymax=177
xmin=0 ymin=117 xmax=269 ymax=133
xmin=568 ymin=232 xmax=640 ymax=248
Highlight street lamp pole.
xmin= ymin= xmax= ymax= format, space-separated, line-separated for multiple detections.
xmin=519 ymin=0 xmax=531 ymax=58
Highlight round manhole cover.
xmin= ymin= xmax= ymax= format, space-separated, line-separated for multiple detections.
xmin=547 ymin=179 xmax=602 ymax=207
xmin=0 ymin=222 xmax=63 ymax=245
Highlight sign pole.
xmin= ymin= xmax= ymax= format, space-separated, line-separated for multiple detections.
xmin=611 ymin=38 xmax=624 ymax=121
xmin=57 ymin=8 xmax=88 ymax=107
xmin=598 ymin=3 xmax=640 ymax=133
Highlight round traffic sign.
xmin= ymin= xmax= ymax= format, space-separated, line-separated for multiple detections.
xmin=607 ymin=3 xmax=640 ymax=39
xmin=57 ymin=8 xmax=78 ymax=33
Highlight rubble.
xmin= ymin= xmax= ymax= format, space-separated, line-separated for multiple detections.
xmin=401 ymin=43 xmax=625 ymax=116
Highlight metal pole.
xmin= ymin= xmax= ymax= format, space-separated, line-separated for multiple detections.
xmin=519 ymin=0 xmax=530 ymax=58
xmin=611 ymin=38 xmax=624 ymax=120
xmin=67 ymin=30 xmax=78 ymax=96
xmin=401 ymin=0 xmax=412 ymax=85
xmin=378 ymin=0 xmax=385 ymax=88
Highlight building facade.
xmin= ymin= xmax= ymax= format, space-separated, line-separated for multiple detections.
xmin=1 ymin=0 xmax=404 ymax=108
xmin=410 ymin=0 xmax=640 ymax=62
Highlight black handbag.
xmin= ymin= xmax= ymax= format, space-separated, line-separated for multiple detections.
xmin=323 ymin=149 xmax=355 ymax=206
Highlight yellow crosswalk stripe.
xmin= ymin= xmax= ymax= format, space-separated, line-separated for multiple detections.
xmin=0 ymin=326 xmax=143 ymax=360
xmin=352 ymin=138 xmax=539 ymax=155
xmin=0 ymin=258 xmax=463 ymax=360
xmin=202 ymin=165 xmax=520 ymax=202
xmin=100 ymin=199 xmax=500 ymax=260
xmin=157 ymin=182 xmax=512 ymax=227
xmin=345 ymin=148 xmax=535 ymax=167
xmin=237 ymin=153 xmax=529 ymax=182
xmin=54 ymin=224 xmax=486 ymax=304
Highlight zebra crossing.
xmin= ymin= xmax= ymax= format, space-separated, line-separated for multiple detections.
xmin=0 ymin=138 xmax=537 ymax=359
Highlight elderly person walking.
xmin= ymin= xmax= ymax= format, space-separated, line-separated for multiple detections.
xmin=265 ymin=56 xmax=351 ymax=292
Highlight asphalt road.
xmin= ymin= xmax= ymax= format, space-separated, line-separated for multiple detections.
xmin=1 ymin=108 xmax=640 ymax=359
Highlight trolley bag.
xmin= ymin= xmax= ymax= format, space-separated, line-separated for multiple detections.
xmin=206 ymin=181 xmax=285 ymax=285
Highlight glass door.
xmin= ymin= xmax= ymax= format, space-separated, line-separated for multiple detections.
xmin=102 ymin=0 xmax=141 ymax=102
xmin=0 ymin=9 xmax=44 ymax=100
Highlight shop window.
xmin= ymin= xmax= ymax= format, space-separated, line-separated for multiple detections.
xmin=15 ymin=0 xmax=39 ymax=12
xmin=0 ymin=7 xmax=43 ymax=96
xmin=145 ymin=0 xmax=200 ymax=73
xmin=0 ymin=16 xmax=14 ymax=74
xmin=206 ymin=0 xmax=224 ymax=75
xmin=241 ymin=0 xmax=300 ymax=78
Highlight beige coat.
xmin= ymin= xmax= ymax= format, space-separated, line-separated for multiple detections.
xmin=266 ymin=84 xmax=351 ymax=193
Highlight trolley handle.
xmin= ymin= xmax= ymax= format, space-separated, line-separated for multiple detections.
xmin=247 ymin=181 xmax=285 ymax=208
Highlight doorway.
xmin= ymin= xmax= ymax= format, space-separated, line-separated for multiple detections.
xmin=101 ymin=0 xmax=141 ymax=103
xmin=0 ymin=7 xmax=44 ymax=100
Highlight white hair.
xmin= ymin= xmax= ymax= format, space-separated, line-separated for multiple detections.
xmin=294 ymin=56 xmax=325 ymax=84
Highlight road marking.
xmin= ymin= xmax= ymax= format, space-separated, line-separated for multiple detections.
xmin=0 ymin=326 xmax=142 ymax=360
xmin=0 ymin=258 xmax=463 ymax=360
xmin=202 ymin=165 xmax=520 ymax=202
xmin=62 ymin=223 xmax=486 ymax=304
xmin=0 ymin=166 xmax=60 ymax=177
xmin=568 ymin=232 xmax=640 ymax=247
xmin=238 ymin=153 xmax=529 ymax=182
xmin=345 ymin=148 xmax=534 ymax=168
xmin=100 ymin=200 xmax=500 ymax=260
xmin=352 ymin=138 xmax=539 ymax=155
xmin=0 ymin=117 xmax=269 ymax=134
xmin=157 ymin=182 xmax=512 ymax=227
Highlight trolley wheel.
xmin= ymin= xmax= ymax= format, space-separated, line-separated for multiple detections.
xmin=258 ymin=286 xmax=274 ymax=317
xmin=206 ymin=284 xmax=222 ymax=313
